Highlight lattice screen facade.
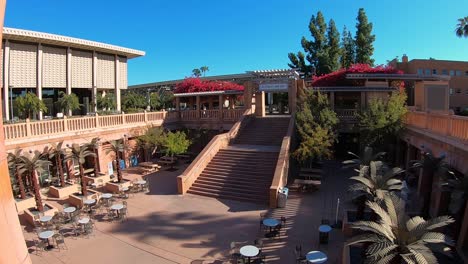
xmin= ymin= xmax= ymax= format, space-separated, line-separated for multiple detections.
xmin=97 ymin=53 xmax=115 ymax=89
xmin=0 ymin=46 xmax=3 ymax=86
xmin=9 ymin=42 xmax=37 ymax=87
xmin=119 ymin=56 xmax=127 ymax=89
xmin=71 ymin=49 xmax=93 ymax=88
xmin=42 ymin=45 xmax=67 ymax=88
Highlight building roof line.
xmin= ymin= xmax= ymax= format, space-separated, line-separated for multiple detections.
xmin=3 ymin=27 xmax=145 ymax=58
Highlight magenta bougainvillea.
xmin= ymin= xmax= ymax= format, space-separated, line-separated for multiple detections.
xmin=174 ymin=78 xmax=244 ymax=94
xmin=311 ymin=64 xmax=404 ymax=87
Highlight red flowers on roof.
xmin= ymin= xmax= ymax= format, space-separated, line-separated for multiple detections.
xmin=311 ymin=64 xmax=404 ymax=87
xmin=175 ymin=78 xmax=244 ymax=94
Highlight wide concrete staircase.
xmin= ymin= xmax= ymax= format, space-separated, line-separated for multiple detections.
xmin=187 ymin=116 xmax=290 ymax=204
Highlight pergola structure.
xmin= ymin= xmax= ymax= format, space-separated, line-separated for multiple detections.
xmin=174 ymin=90 xmax=244 ymax=111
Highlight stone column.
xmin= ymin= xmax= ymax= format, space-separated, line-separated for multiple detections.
xmin=37 ymin=44 xmax=43 ymax=120
xmin=66 ymin=47 xmax=72 ymax=116
xmin=330 ymin=91 xmax=335 ymax=110
xmin=196 ymin=95 xmax=200 ymax=119
xmin=0 ymin=0 xmax=33 ymax=262
xmin=243 ymin=81 xmax=253 ymax=109
xmin=114 ymin=55 xmax=121 ymax=112
xmin=255 ymin=91 xmax=265 ymax=117
xmin=92 ymin=51 xmax=98 ymax=112
xmin=3 ymin=39 xmax=9 ymax=121
xmin=360 ymin=92 xmax=366 ymax=110
xmin=175 ymin=97 xmax=180 ymax=111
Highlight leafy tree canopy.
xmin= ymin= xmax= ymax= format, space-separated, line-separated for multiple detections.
xmin=355 ymin=8 xmax=376 ymax=65
xmin=15 ymin=92 xmax=48 ymax=119
xmin=456 ymin=17 xmax=468 ymax=38
xmin=122 ymin=91 xmax=147 ymax=112
xmin=57 ymin=91 xmax=81 ymax=115
xmin=163 ymin=131 xmax=191 ymax=158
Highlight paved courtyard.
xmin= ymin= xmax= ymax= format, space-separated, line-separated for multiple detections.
xmin=26 ymin=161 xmax=349 ymax=264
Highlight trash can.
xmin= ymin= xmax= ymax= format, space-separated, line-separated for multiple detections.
xmin=277 ymin=187 xmax=289 ymax=208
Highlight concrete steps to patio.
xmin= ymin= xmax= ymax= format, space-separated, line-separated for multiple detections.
xmin=187 ymin=117 xmax=291 ymax=204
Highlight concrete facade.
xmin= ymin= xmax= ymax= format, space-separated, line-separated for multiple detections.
xmin=1 ymin=27 xmax=145 ymax=121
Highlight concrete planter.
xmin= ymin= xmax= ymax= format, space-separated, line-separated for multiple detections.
xmin=68 ymin=190 xmax=101 ymax=209
xmin=105 ymin=179 xmax=131 ymax=194
xmin=23 ymin=202 xmax=59 ymax=227
xmin=48 ymin=184 xmax=80 ymax=199
xmin=83 ymin=173 xmax=111 ymax=186
xmin=14 ymin=195 xmax=36 ymax=213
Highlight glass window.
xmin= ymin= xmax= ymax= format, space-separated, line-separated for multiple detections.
xmin=450 ymin=70 xmax=455 ymax=76
xmin=456 ymin=70 xmax=462 ymax=76
xmin=432 ymin=69 xmax=437 ymax=74
xmin=417 ymin=68 xmax=424 ymax=75
xmin=450 ymin=88 xmax=454 ymax=95
xmin=442 ymin=69 xmax=448 ymax=75
xmin=425 ymin=69 xmax=431 ymax=75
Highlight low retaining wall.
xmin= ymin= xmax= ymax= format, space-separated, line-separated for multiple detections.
xmin=23 ymin=202 xmax=59 ymax=226
xmin=15 ymin=196 xmax=36 ymax=213
xmin=105 ymin=180 xmax=131 ymax=194
xmin=48 ymin=184 xmax=79 ymax=199
xmin=68 ymin=190 xmax=100 ymax=208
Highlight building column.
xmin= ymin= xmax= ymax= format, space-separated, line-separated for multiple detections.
xmin=208 ymin=96 xmax=213 ymax=109
xmin=330 ymin=91 xmax=335 ymax=110
xmin=115 ymin=55 xmax=121 ymax=112
xmin=92 ymin=51 xmax=98 ymax=112
xmin=196 ymin=95 xmax=200 ymax=118
xmin=360 ymin=92 xmax=366 ymax=111
xmin=288 ymin=80 xmax=298 ymax=114
xmin=3 ymin=40 xmax=9 ymax=121
xmin=255 ymin=91 xmax=265 ymax=117
xmin=66 ymin=47 xmax=72 ymax=116
xmin=37 ymin=44 xmax=43 ymax=120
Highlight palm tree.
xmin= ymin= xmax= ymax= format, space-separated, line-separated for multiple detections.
xmin=343 ymin=147 xmax=386 ymax=169
xmin=348 ymin=195 xmax=455 ymax=263
xmin=455 ymin=17 xmax=468 ymax=38
xmin=85 ymin=137 xmax=101 ymax=175
xmin=56 ymin=91 xmax=81 ymax=116
xmin=49 ymin=141 xmax=66 ymax=187
xmin=17 ymin=151 xmax=51 ymax=212
xmin=349 ymin=161 xmax=405 ymax=201
xmin=410 ymin=151 xmax=450 ymax=217
xmin=105 ymin=139 xmax=129 ymax=182
xmin=7 ymin=149 xmax=27 ymax=199
xmin=65 ymin=143 xmax=96 ymax=196
xmin=192 ymin=68 xmax=202 ymax=77
xmin=200 ymin=66 xmax=209 ymax=77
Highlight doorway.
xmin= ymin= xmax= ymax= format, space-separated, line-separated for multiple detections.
xmin=265 ymin=92 xmax=289 ymax=115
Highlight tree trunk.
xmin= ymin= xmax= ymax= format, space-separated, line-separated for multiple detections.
xmin=31 ymin=170 xmax=44 ymax=212
xmin=116 ymin=156 xmax=122 ymax=183
xmin=15 ymin=167 xmax=26 ymax=199
xmin=67 ymin=160 xmax=75 ymax=180
xmin=93 ymin=148 xmax=100 ymax=174
xmin=57 ymin=155 xmax=65 ymax=187
xmin=421 ymin=166 xmax=434 ymax=218
xmin=80 ymin=164 xmax=88 ymax=196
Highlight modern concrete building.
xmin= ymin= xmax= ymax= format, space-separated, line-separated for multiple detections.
xmin=389 ymin=54 xmax=468 ymax=113
xmin=1 ymin=27 xmax=145 ymax=121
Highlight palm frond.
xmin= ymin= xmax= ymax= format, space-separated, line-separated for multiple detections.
xmin=420 ymin=232 xmax=454 ymax=246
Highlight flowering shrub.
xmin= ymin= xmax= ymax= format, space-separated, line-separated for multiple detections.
xmin=311 ymin=64 xmax=404 ymax=88
xmin=175 ymin=78 xmax=244 ymax=94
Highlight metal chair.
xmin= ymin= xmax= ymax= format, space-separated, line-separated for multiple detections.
xmin=230 ymin=241 xmax=242 ymax=261
xmin=33 ymin=239 xmax=47 ymax=255
xmin=53 ymin=233 xmax=68 ymax=251
xmin=294 ymin=245 xmax=307 ymax=264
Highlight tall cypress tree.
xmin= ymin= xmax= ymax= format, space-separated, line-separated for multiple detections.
xmin=325 ymin=19 xmax=341 ymax=72
xmin=288 ymin=11 xmax=327 ymax=76
xmin=355 ymin=8 xmax=375 ymax=65
xmin=340 ymin=26 xmax=356 ymax=69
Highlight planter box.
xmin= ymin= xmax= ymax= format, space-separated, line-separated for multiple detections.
xmin=23 ymin=202 xmax=59 ymax=227
xmin=48 ymin=184 xmax=80 ymax=199
xmin=68 ymin=190 xmax=101 ymax=209
xmin=105 ymin=179 xmax=131 ymax=194
xmin=83 ymin=173 xmax=111 ymax=185
xmin=15 ymin=196 xmax=37 ymax=213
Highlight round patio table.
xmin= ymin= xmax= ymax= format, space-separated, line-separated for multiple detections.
xmin=306 ymin=251 xmax=327 ymax=263
xmin=38 ymin=230 xmax=55 ymax=250
xmin=101 ymin=193 xmax=113 ymax=199
xmin=111 ymin=204 xmax=124 ymax=218
xmin=240 ymin=245 xmax=259 ymax=264
xmin=40 ymin=215 xmax=53 ymax=223
xmin=121 ymin=187 xmax=129 ymax=192
xmin=136 ymin=180 xmax=146 ymax=185
xmin=319 ymin=224 xmax=332 ymax=244
xmin=63 ymin=207 xmax=76 ymax=214
xmin=263 ymin=218 xmax=280 ymax=232
xmin=78 ymin=217 xmax=90 ymax=225
xmin=84 ymin=199 xmax=96 ymax=205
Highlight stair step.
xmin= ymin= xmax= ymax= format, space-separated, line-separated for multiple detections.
xmin=192 ymin=182 xmax=268 ymax=195
xmin=187 ymin=188 xmax=268 ymax=203
xmin=207 ymin=160 xmax=276 ymax=168
xmin=203 ymin=166 xmax=275 ymax=175
xmin=198 ymin=174 xmax=272 ymax=184
xmin=199 ymin=171 xmax=273 ymax=180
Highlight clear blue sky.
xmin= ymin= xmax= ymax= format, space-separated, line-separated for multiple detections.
xmin=5 ymin=0 xmax=468 ymax=85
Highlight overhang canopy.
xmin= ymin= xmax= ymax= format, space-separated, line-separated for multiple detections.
xmin=173 ymin=90 xmax=243 ymax=97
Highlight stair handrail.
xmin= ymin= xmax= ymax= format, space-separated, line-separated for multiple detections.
xmin=269 ymin=116 xmax=295 ymax=208
xmin=177 ymin=108 xmax=253 ymax=194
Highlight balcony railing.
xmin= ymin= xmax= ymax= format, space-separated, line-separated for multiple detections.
xmin=405 ymin=110 xmax=468 ymax=142
xmin=335 ymin=108 xmax=358 ymax=121
xmin=3 ymin=109 xmax=246 ymax=141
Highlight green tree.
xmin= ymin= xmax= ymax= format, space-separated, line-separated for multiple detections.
xmin=200 ymin=66 xmax=209 ymax=77
xmin=49 ymin=141 xmax=66 ymax=187
xmin=355 ymin=8 xmax=375 ymax=65
xmin=136 ymin=127 xmax=166 ymax=162
xmin=357 ymin=91 xmax=407 ymax=151
xmin=97 ymin=92 xmax=116 ymax=111
xmin=15 ymin=92 xmax=47 ymax=119
xmin=105 ymin=139 xmax=130 ymax=183
xmin=122 ymin=91 xmax=147 ymax=112
xmin=65 ymin=143 xmax=96 ymax=196
xmin=342 ymin=146 xmax=386 ymax=169
xmin=192 ymin=68 xmax=202 ymax=77
xmin=348 ymin=195 xmax=454 ymax=263
xmin=293 ymin=90 xmax=338 ymax=161
xmin=56 ymin=91 xmax=81 ymax=116
xmin=456 ymin=17 xmax=468 ymax=38
xmin=7 ymin=149 xmax=26 ymax=199
xmin=159 ymin=91 xmax=174 ymax=110
xmin=288 ymin=11 xmax=327 ymax=76
xmin=163 ymin=131 xmax=191 ymax=162
xmin=149 ymin=92 xmax=161 ymax=110
xmin=17 ymin=151 xmax=51 ymax=211
xmin=340 ymin=26 xmax=356 ymax=69
xmin=84 ymin=137 xmax=101 ymax=176
xmin=326 ymin=19 xmax=341 ymax=72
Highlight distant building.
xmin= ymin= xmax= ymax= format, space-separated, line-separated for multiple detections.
xmin=389 ymin=55 xmax=468 ymax=113
xmin=1 ymin=27 xmax=145 ymax=120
